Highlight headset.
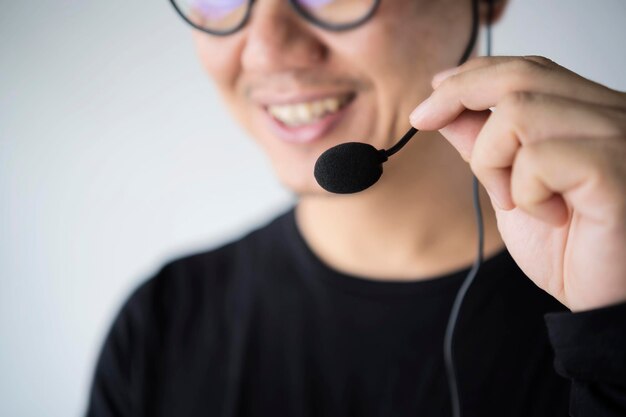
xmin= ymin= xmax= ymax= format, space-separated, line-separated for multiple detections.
xmin=313 ymin=0 xmax=494 ymax=415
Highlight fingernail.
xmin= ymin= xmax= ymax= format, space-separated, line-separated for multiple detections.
xmin=409 ymin=96 xmax=432 ymax=125
xmin=432 ymin=67 xmax=458 ymax=87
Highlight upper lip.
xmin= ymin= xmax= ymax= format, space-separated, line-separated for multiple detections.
xmin=251 ymin=91 xmax=356 ymax=107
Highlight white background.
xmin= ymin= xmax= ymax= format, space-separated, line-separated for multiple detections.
xmin=1 ymin=0 xmax=625 ymax=415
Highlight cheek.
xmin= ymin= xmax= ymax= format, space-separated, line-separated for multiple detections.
xmin=193 ymin=31 xmax=252 ymax=128
xmin=323 ymin=18 xmax=438 ymax=141
xmin=193 ymin=31 xmax=243 ymax=90
xmin=333 ymin=1 xmax=472 ymax=106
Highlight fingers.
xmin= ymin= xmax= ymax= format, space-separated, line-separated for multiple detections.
xmin=469 ymin=93 xmax=626 ymax=210
xmin=509 ymin=137 xmax=626 ymax=226
xmin=438 ymin=110 xmax=491 ymax=162
xmin=408 ymin=55 xmax=626 ymax=226
xmin=410 ymin=56 xmax=626 ymax=131
xmin=431 ymin=55 xmax=555 ymax=86
xmin=510 ymin=140 xmax=572 ymax=226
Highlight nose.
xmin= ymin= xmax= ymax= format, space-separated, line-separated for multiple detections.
xmin=241 ymin=0 xmax=327 ymax=73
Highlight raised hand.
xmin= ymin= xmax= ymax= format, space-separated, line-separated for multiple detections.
xmin=410 ymin=56 xmax=626 ymax=312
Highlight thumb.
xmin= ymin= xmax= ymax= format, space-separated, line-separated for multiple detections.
xmin=416 ymin=109 xmax=490 ymax=162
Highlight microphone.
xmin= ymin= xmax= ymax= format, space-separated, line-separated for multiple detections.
xmin=314 ymin=127 xmax=418 ymax=194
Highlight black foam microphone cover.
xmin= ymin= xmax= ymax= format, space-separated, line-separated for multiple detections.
xmin=314 ymin=142 xmax=388 ymax=194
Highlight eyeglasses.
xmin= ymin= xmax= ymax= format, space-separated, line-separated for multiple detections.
xmin=168 ymin=0 xmax=381 ymax=36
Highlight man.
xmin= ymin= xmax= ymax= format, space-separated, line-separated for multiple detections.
xmin=87 ymin=0 xmax=626 ymax=416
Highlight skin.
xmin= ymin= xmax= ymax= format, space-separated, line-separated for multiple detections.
xmin=193 ymin=0 xmax=626 ymax=311
xmin=411 ymin=57 xmax=626 ymax=311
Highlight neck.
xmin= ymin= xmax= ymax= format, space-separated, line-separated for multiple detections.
xmin=295 ymin=133 xmax=505 ymax=281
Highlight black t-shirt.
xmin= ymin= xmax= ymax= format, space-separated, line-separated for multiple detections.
xmin=87 ymin=206 xmax=626 ymax=417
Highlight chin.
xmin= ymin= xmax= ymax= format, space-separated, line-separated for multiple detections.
xmin=272 ymin=164 xmax=322 ymax=197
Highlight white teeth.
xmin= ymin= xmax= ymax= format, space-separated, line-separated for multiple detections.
xmin=311 ymin=100 xmax=324 ymax=116
xmin=295 ymin=104 xmax=311 ymax=123
xmin=267 ymin=96 xmax=350 ymax=127
xmin=324 ymin=98 xmax=339 ymax=112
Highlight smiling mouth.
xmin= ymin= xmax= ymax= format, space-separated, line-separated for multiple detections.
xmin=265 ymin=93 xmax=355 ymax=127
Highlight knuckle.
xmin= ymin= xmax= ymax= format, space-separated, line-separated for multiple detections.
xmin=612 ymin=104 xmax=626 ymax=131
xmin=592 ymin=140 xmax=626 ymax=222
xmin=602 ymin=138 xmax=626 ymax=183
xmin=438 ymin=72 xmax=460 ymax=90
xmin=464 ymin=56 xmax=489 ymax=69
xmin=438 ymin=76 xmax=454 ymax=90
xmin=603 ymin=106 xmax=626 ymax=135
xmin=501 ymin=58 xmax=548 ymax=89
xmin=510 ymin=57 xmax=538 ymax=74
xmin=499 ymin=91 xmax=536 ymax=120
xmin=523 ymin=55 xmax=557 ymax=68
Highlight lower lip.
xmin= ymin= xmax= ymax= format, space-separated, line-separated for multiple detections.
xmin=261 ymin=99 xmax=353 ymax=144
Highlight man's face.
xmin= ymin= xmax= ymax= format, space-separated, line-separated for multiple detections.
xmin=193 ymin=0 xmax=475 ymax=195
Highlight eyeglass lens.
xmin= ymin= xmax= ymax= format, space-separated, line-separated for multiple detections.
xmin=171 ymin=0 xmax=378 ymax=35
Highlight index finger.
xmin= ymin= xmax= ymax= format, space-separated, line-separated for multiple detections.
xmin=410 ymin=56 xmax=625 ymax=131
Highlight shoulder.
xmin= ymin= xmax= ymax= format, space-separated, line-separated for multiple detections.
xmin=87 ymin=209 xmax=294 ymax=414
xmin=122 ymin=206 xmax=295 ymax=325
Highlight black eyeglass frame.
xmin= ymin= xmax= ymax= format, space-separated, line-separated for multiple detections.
xmin=168 ymin=0 xmax=382 ymax=36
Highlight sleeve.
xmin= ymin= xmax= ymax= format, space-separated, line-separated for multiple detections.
xmin=85 ymin=281 xmax=151 ymax=417
xmin=544 ymin=301 xmax=626 ymax=417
